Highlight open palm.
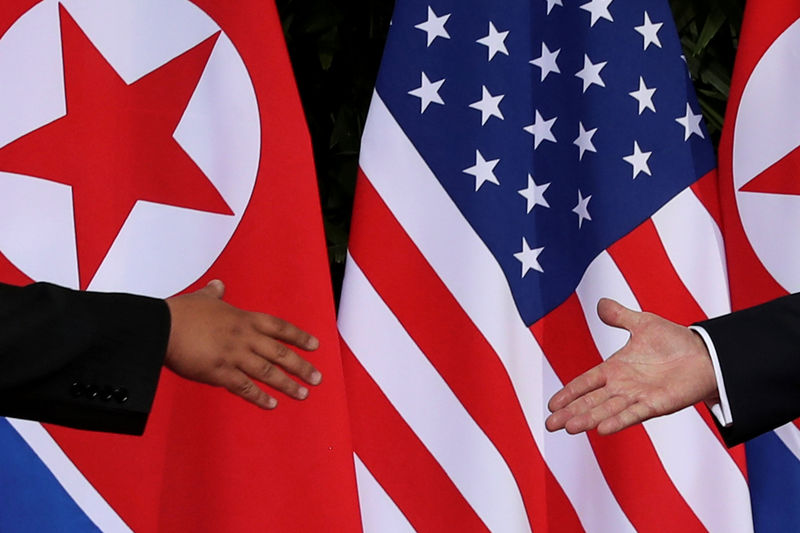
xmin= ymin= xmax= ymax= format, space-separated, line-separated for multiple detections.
xmin=546 ymin=298 xmax=718 ymax=435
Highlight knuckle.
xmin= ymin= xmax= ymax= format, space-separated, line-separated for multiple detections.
xmin=579 ymin=394 xmax=596 ymax=410
xmin=258 ymin=361 xmax=277 ymax=381
xmin=211 ymin=355 xmax=229 ymax=371
xmin=220 ymin=341 xmax=235 ymax=355
xmin=641 ymin=400 xmax=659 ymax=418
xmin=229 ymin=378 xmax=257 ymax=399
xmin=274 ymin=343 xmax=290 ymax=362
xmin=618 ymin=409 xmax=637 ymax=428
xmin=227 ymin=321 xmax=246 ymax=338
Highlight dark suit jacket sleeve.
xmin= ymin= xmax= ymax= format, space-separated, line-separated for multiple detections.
xmin=697 ymin=292 xmax=800 ymax=447
xmin=0 ymin=282 xmax=170 ymax=435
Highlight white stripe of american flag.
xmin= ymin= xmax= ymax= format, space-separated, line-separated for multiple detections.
xmin=353 ymin=453 xmax=416 ymax=533
xmin=774 ymin=423 xmax=800 ymax=463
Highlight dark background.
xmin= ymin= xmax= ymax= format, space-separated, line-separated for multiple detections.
xmin=274 ymin=0 xmax=745 ymax=301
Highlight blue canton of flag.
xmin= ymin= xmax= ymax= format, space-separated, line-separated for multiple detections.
xmin=377 ymin=0 xmax=714 ymax=324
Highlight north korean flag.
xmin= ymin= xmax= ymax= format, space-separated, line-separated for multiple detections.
xmin=0 ymin=1 xmax=361 ymax=531
xmin=715 ymin=2 xmax=800 ymax=531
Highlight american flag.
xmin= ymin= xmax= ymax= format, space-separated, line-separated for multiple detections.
xmin=338 ymin=0 xmax=753 ymax=531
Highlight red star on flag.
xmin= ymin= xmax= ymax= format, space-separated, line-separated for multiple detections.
xmin=0 ymin=5 xmax=233 ymax=289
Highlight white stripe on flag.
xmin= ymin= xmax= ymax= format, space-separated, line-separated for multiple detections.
xmin=576 ymin=252 xmax=753 ymax=533
xmin=359 ymin=92 xmax=634 ymax=533
xmin=339 ymin=256 xmax=531 ymax=533
xmin=652 ymin=187 xmax=731 ymax=319
xmin=7 ymin=418 xmax=131 ymax=533
xmin=353 ymin=453 xmax=415 ymax=533
xmin=0 ymin=172 xmax=79 ymax=288
xmin=774 ymin=423 xmax=800 ymax=463
xmin=359 ymin=93 xmax=545 ymax=441
xmin=0 ymin=1 xmax=66 ymax=149
xmin=537 ymin=394 xmax=636 ymax=533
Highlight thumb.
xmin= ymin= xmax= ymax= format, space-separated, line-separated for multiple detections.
xmin=597 ymin=298 xmax=639 ymax=332
xmin=197 ymin=279 xmax=225 ymax=299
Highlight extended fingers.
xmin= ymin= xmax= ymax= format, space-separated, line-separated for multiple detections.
xmin=250 ymin=336 xmax=322 ymax=387
xmin=548 ymin=367 xmax=606 ymax=412
xmin=237 ymin=349 xmax=312 ymax=401
xmin=596 ymin=402 xmax=657 ymax=435
xmin=547 ymin=386 xmax=613 ymax=432
xmin=222 ymin=369 xmax=278 ymax=410
xmin=253 ymin=313 xmax=319 ymax=351
xmin=562 ymin=395 xmax=632 ymax=434
xmin=549 ymin=395 xmax=657 ymax=436
xmin=229 ymin=314 xmax=322 ymax=405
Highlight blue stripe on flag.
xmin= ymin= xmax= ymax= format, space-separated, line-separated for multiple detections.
xmin=0 ymin=418 xmax=100 ymax=532
xmin=747 ymin=430 xmax=800 ymax=532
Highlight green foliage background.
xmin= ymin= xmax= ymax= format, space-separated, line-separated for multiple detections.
xmin=275 ymin=0 xmax=745 ymax=300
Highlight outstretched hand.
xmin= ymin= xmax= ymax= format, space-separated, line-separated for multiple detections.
xmin=545 ymin=298 xmax=718 ymax=435
xmin=164 ymin=280 xmax=322 ymax=410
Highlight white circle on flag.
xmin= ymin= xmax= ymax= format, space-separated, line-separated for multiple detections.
xmin=0 ymin=0 xmax=261 ymax=297
xmin=734 ymin=18 xmax=800 ymax=292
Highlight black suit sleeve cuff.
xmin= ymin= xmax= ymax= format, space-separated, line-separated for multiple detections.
xmin=697 ymin=293 xmax=800 ymax=447
xmin=0 ymin=284 xmax=171 ymax=435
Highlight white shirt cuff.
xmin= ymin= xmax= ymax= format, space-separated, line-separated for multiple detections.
xmin=689 ymin=325 xmax=733 ymax=427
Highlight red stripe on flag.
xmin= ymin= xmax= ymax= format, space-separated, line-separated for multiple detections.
xmin=532 ymin=294 xmax=706 ymax=533
xmin=607 ymin=219 xmax=707 ymax=325
xmin=608 ymin=219 xmax=749 ymax=476
xmin=689 ymin=170 xmax=723 ymax=234
xmin=348 ymin=172 xmax=583 ymax=533
xmin=689 ymin=169 xmax=781 ymax=313
xmin=341 ymin=340 xmax=490 ymax=533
